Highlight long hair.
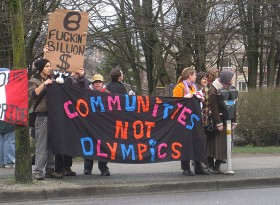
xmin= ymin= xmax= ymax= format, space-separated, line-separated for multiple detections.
xmin=177 ymin=67 xmax=195 ymax=84
xmin=206 ymin=67 xmax=218 ymax=83
xmin=195 ymin=71 xmax=207 ymax=90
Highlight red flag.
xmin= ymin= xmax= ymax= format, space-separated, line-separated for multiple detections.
xmin=0 ymin=69 xmax=28 ymax=125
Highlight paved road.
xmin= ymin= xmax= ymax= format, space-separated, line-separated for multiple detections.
xmin=7 ymin=186 xmax=280 ymax=205
xmin=0 ymin=154 xmax=280 ymax=203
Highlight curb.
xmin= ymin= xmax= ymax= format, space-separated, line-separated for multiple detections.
xmin=1 ymin=177 xmax=280 ymax=203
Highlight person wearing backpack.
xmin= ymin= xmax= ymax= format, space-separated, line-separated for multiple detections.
xmin=208 ymin=70 xmax=237 ymax=174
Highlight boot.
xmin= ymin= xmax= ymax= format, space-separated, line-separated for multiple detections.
xmin=45 ymin=169 xmax=64 ymax=179
xmin=182 ymin=160 xmax=194 ymax=176
xmin=195 ymin=161 xmax=210 ymax=175
xmin=207 ymin=157 xmax=218 ymax=174
xmin=214 ymin=160 xmax=224 ymax=174
xmin=63 ymin=168 xmax=76 ymax=176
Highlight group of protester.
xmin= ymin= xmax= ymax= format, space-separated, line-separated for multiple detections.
xmin=173 ymin=67 xmax=237 ymax=176
xmin=27 ymin=45 xmax=129 ymax=180
xmin=0 ymin=45 xmax=237 ymax=180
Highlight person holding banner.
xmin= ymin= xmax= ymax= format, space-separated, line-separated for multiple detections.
xmin=55 ymin=67 xmax=88 ymax=176
xmin=83 ymin=74 xmax=111 ymax=176
xmin=54 ymin=67 xmax=90 ymax=177
xmin=173 ymin=67 xmax=209 ymax=176
xmin=67 ymin=67 xmax=90 ymax=88
xmin=208 ymin=70 xmax=237 ymax=174
xmin=28 ymin=59 xmax=63 ymax=180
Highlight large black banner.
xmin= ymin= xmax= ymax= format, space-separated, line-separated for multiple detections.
xmin=47 ymin=83 xmax=206 ymax=163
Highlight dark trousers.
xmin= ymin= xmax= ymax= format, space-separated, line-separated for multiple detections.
xmin=181 ymin=160 xmax=190 ymax=171
xmin=84 ymin=159 xmax=109 ymax=172
xmin=55 ymin=154 xmax=73 ymax=172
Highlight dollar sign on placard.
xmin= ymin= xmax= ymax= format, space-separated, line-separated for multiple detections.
xmin=57 ymin=53 xmax=71 ymax=70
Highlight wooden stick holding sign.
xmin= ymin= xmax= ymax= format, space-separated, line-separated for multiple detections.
xmin=46 ymin=9 xmax=89 ymax=73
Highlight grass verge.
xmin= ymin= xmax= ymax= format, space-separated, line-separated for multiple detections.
xmin=233 ymin=145 xmax=280 ymax=155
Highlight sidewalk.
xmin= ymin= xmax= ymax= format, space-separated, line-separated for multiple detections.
xmin=1 ymin=154 xmax=280 ymax=203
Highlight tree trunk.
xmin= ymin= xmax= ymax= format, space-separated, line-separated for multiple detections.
xmin=237 ymin=0 xmax=261 ymax=89
xmin=9 ymin=0 xmax=32 ymax=183
xmin=275 ymin=40 xmax=280 ymax=86
xmin=266 ymin=3 xmax=278 ymax=87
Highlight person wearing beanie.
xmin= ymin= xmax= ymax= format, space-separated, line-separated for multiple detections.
xmin=219 ymin=70 xmax=234 ymax=86
xmin=28 ymin=59 xmax=63 ymax=180
xmin=84 ymin=74 xmax=111 ymax=176
xmin=34 ymin=59 xmax=50 ymax=74
xmin=207 ymin=70 xmax=237 ymax=174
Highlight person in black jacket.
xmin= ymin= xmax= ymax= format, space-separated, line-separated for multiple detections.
xmin=107 ymin=68 xmax=128 ymax=94
xmin=55 ymin=67 xmax=90 ymax=177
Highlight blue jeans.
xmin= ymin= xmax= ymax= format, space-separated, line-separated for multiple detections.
xmin=0 ymin=130 xmax=15 ymax=167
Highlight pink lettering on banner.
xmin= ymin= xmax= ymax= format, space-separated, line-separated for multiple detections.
xmin=158 ymin=143 xmax=167 ymax=159
xmin=152 ymin=103 xmax=158 ymax=117
xmin=64 ymin=100 xmax=78 ymax=118
xmin=177 ymin=107 xmax=192 ymax=126
xmin=152 ymin=97 xmax=162 ymax=117
xmin=108 ymin=96 xmax=121 ymax=111
xmin=97 ymin=139 xmax=108 ymax=158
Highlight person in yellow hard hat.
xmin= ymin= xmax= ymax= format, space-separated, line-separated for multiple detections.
xmin=84 ymin=74 xmax=110 ymax=176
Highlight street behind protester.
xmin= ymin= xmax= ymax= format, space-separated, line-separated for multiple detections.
xmin=28 ymin=59 xmax=63 ymax=180
xmin=84 ymin=74 xmax=110 ymax=176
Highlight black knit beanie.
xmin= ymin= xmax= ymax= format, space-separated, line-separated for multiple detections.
xmin=219 ymin=70 xmax=234 ymax=85
xmin=34 ymin=59 xmax=50 ymax=73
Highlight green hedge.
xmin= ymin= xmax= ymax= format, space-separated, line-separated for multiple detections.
xmin=236 ymin=88 xmax=280 ymax=146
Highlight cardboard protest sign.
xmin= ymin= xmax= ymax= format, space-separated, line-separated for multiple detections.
xmin=46 ymin=9 xmax=89 ymax=72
